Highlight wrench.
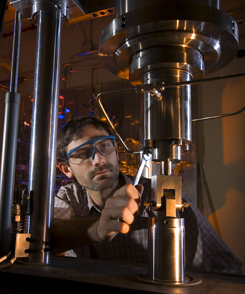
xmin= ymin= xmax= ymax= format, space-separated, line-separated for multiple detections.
xmin=133 ymin=149 xmax=152 ymax=186
xmin=116 ymin=149 xmax=152 ymax=222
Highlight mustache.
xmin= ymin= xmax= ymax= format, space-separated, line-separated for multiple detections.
xmin=88 ymin=163 xmax=115 ymax=179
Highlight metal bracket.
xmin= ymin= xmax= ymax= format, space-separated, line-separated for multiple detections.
xmin=151 ymin=175 xmax=182 ymax=212
xmin=14 ymin=233 xmax=31 ymax=258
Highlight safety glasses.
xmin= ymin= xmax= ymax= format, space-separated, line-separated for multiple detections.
xmin=66 ymin=135 xmax=116 ymax=165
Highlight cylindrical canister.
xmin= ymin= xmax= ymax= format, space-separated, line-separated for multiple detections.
xmin=148 ymin=217 xmax=185 ymax=282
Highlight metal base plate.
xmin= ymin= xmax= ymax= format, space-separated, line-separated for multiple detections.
xmin=138 ymin=273 xmax=202 ymax=287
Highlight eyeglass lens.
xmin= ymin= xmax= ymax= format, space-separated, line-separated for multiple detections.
xmin=69 ymin=139 xmax=114 ymax=164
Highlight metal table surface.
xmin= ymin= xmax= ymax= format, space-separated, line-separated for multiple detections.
xmin=0 ymin=256 xmax=244 ymax=294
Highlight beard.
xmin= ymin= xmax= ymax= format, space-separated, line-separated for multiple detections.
xmin=75 ymin=163 xmax=120 ymax=192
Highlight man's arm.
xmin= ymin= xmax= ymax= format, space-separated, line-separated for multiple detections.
xmin=50 ymin=183 xmax=143 ymax=255
xmin=50 ymin=218 xmax=99 ymax=255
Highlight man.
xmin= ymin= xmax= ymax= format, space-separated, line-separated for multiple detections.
xmin=52 ymin=116 xmax=242 ymax=272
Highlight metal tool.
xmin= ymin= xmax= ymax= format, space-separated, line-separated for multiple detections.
xmin=133 ymin=150 xmax=152 ymax=186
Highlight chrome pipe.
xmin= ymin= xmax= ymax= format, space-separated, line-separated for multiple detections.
xmin=28 ymin=7 xmax=62 ymax=264
xmin=96 ymin=89 xmax=142 ymax=155
xmin=161 ymin=73 xmax=245 ymax=89
xmin=10 ymin=11 xmax=22 ymax=93
xmin=0 ymin=9 xmax=22 ymax=257
xmin=192 ymin=106 xmax=245 ymax=122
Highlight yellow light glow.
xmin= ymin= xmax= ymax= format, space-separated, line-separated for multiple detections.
xmin=191 ymin=33 xmax=196 ymax=39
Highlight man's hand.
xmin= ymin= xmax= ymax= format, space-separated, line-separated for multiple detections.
xmin=51 ymin=183 xmax=144 ymax=254
xmin=95 ymin=183 xmax=144 ymax=242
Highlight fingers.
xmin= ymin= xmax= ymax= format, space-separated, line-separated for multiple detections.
xmin=104 ymin=218 xmax=131 ymax=234
xmin=97 ymin=183 xmax=144 ymax=241
xmin=113 ymin=183 xmax=143 ymax=203
xmin=110 ymin=183 xmax=142 ymax=215
xmin=96 ymin=212 xmax=131 ymax=242
xmin=135 ymin=184 xmax=144 ymax=197
xmin=102 ymin=198 xmax=135 ymax=225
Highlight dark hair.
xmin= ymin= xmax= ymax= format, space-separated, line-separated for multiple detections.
xmin=56 ymin=116 xmax=113 ymax=164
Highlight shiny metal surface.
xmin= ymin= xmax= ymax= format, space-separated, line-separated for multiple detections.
xmin=28 ymin=6 xmax=62 ymax=264
xmin=10 ymin=0 xmax=70 ymax=20
xmin=0 ymin=9 xmax=22 ymax=257
xmin=0 ymin=93 xmax=20 ymax=257
xmin=14 ymin=233 xmax=31 ymax=258
xmin=99 ymin=0 xmax=238 ymax=81
xmin=151 ymin=175 xmax=182 ymax=210
xmin=115 ymin=0 xmax=220 ymax=17
xmin=9 ymin=11 xmax=22 ymax=92
xmin=144 ymin=70 xmax=192 ymax=163
xmin=99 ymin=0 xmax=239 ymax=169
xmin=133 ymin=150 xmax=152 ymax=186
xmin=97 ymin=1 xmax=240 ymax=283
xmin=148 ymin=217 xmax=185 ymax=282
xmin=129 ymin=46 xmax=205 ymax=84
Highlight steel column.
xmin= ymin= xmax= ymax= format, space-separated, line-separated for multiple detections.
xmin=28 ymin=7 xmax=62 ymax=264
xmin=0 ymin=10 xmax=22 ymax=257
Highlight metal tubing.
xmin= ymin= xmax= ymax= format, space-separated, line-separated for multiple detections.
xmin=96 ymin=89 xmax=142 ymax=155
xmin=10 ymin=11 xmax=22 ymax=93
xmin=163 ymin=72 xmax=245 ymax=89
xmin=192 ymin=106 xmax=245 ymax=122
xmin=0 ymin=9 xmax=22 ymax=257
xmin=28 ymin=8 xmax=62 ymax=264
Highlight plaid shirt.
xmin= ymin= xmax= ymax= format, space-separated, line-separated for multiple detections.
xmin=54 ymin=172 xmax=242 ymax=273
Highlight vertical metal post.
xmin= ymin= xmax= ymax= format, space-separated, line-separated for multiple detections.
xmin=9 ymin=11 xmax=22 ymax=93
xmin=28 ymin=6 xmax=62 ymax=264
xmin=0 ymin=10 xmax=22 ymax=257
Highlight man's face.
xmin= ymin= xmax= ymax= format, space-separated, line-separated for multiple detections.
xmin=65 ymin=125 xmax=120 ymax=192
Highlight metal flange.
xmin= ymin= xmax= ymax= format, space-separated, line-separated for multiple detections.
xmin=99 ymin=0 xmax=239 ymax=84
xmin=10 ymin=0 xmax=70 ymax=25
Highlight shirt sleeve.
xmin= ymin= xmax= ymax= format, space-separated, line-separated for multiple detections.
xmin=54 ymin=186 xmax=76 ymax=220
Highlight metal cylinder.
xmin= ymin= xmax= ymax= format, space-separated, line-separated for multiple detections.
xmin=115 ymin=0 xmax=220 ymax=17
xmin=144 ymin=69 xmax=192 ymax=162
xmin=148 ymin=217 xmax=185 ymax=282
xmin=28 ymin=7 xmax=62 ymax=264
xmin=0 ymin=92 xmax=21 ymax=256
xmin=100 ymin=0 xmax=238 ymax=80
xmin=10 ymin=10 xmax=22 ymax=93
xmin=0 ymin=9 xmax=22 ymax=257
